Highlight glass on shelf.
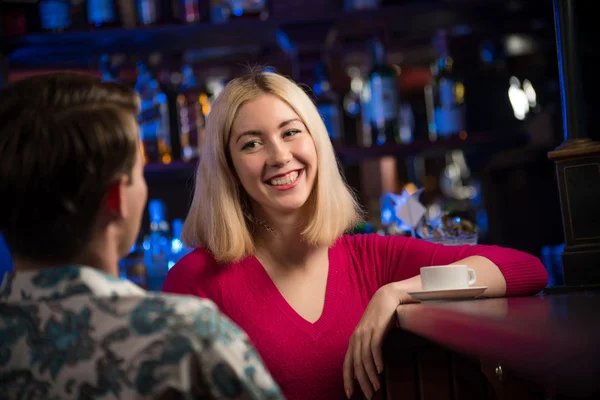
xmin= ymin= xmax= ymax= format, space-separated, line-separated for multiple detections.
xmin=420 ymin=233 xmax=478 ymax=246
xmin=416 ymin=212 xmax=479 ymax=246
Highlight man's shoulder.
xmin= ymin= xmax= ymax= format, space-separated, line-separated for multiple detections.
xmin=126 ymin=292 xmax=243 ymax=341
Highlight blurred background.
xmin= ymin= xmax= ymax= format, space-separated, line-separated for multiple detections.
xmin=1 ymin=0 xmax=594 ymax=288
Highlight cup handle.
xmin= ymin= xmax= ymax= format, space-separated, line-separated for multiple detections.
xmin=467 ymin=268 xmax=477 ymax=286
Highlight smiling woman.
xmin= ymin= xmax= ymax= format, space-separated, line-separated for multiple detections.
xmin=180 ymin=71 xmax=362 ymax=263
xmin=162 ymin=69 xmax=548 ymax=400
xmin=228 ymin=94 xmax=319 ymax=219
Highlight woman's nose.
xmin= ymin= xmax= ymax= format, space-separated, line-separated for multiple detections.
xmin=267 ymin=142 xmax=292 ymax=166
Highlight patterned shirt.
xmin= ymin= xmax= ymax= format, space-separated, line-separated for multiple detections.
xmin=0 ymin=266 xmax=285 ymax=400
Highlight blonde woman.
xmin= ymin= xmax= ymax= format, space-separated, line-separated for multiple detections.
xmin=162 ymin=70 xmax=548 ymax=400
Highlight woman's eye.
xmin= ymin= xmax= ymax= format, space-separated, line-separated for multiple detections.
xmin=242 ymin=140 xmax=259 ymax=150
xmin=284 ymin=129 xmax=301 ymax=137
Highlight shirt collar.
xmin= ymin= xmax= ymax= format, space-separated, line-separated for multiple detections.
xmin=0 ymin=266 xmax=146 ymax=302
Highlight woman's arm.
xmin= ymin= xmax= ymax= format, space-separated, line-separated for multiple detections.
xmin=348 ymin=234 xmax=548 ymax=298
xmin=343 ymin=235 xmax=547 ymax=399
xmin=387 ymin=255 xmax=508 ymax=303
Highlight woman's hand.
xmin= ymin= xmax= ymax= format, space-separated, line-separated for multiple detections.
xmin=343 ymin=282 xmax=416 ymax=399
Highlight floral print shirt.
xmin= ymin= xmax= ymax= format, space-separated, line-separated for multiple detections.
xmin=0 ymin=266 xmax=284 ymax=400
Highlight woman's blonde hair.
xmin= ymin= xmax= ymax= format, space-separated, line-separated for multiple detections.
xmin=182 ymin=70 xmax=362 ymax=262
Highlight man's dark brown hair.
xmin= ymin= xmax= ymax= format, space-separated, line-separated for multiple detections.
xmin=0 ymin=72 xmax=140 ymax=264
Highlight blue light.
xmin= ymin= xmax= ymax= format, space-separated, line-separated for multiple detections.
xmin=157 ymin=93 xmax=166 ymax=103
xmin=171 ymin=239 xmax=183 ymax=253
xmin=233 ymin=7 xmax=243 ymax=16
xmin=275 ymin=29 xmax=296 ymax=53
xmin=381 ymin=208 xmax=393 ymax=225
xmin=482 ymin=48 xmax=493 ymax=63
xmin=475 ymin=209 xmax=488 ymax=236
xmin=313 ymin=82 xmax=322 ymax=96
xmin=347 ymin=102 xmax=359 ymax=115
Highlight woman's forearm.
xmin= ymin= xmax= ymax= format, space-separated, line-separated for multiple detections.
xmin=449 ymin=255 xmax=506 ymax=297
xmin=387 ymin=256 xmax=507 ymax=303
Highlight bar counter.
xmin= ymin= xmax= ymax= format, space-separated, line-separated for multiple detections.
xmin=372 ymin=290 xmax=600 ymax=399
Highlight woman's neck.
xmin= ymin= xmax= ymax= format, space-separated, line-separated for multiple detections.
xmin=252 ymin=209 xmax=324 ymax=270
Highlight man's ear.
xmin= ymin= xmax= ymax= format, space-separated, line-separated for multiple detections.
xmin=103 ymin=177 xmax=126 ymax=217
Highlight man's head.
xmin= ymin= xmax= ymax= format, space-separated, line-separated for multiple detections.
xmin=0 ymin=72 xmax=147 ymax=268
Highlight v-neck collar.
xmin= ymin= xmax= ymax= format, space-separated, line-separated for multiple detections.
xmin=249 ymin=244 xmax=340 ymax=338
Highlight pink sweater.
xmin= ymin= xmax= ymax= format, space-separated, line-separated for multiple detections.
xmin=162 ymin=234 xmax=548 ymax=400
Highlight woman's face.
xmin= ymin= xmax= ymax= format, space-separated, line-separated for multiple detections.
xmin=228 ymin=94 xmax=318 ymax=219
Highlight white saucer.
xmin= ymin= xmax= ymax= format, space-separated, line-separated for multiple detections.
xmin=408 ymin=286 xmax=488 ymax=302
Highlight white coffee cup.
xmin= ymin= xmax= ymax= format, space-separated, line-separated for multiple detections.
xmin=420 ymin=265 xmax=477 ymax=290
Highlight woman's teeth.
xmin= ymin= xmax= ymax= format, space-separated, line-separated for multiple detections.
xmin=269 ymin=170 xmax=300 ymax=186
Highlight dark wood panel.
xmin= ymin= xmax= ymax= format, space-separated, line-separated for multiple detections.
xmin=394 ymin=292 xmax=600 ymax=397
xmin=450 ymin=354 xmax=488 ymax=400
xmin=416 ymin=349 xmax=451 ymax=400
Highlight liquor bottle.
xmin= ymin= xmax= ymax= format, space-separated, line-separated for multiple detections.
xmin=209 ymin=0 xmax=229 ymax=23
xmin=344 ymin=0 xmax=380 ymax=11
xmin=210 ymin=0 xmax=268 ymax=23
xmin=368 ymin=36 xmax=399 ymax=146
xmin=38 ymin=0 xmax=71 ymax=33
xmin=168 ymin=218 xmax=192 ymax=268
xmin=313 ymin=61 xmax=343 ymax=146
xmin=99 ymin=54 xmax=120 ymax=83
xmin=342 ymin=66 xmax=364 ymax=147
xmin=119 ymin=236 xmax=148 ymax=289
xmin=359 ymin=77 xmax=372 ymax=147
xmin=227 ymin=0 xmax=269 ymax=20
xmin=177 ymin=64 xmax=206 ymax=161
xmin=70 ymin=0 xmax=88 ymax=31
xmin=144 ymin=199 xmax=171 ymax=291
xmin=178 ymin=0 xmax=202 ymax=23
xmin=134 ymin=60 xmax=172 ymax=165
xmin=424 ymin=29 xmax=466 ymax=140
xmin=136 ymin=0 xmax=161 ymax=25
xmin=2 ymin=0 xmax=41 ymax=36
xmin=87 ymin=0 xmax=119 ymax=28
xmin=116 ymin=0 xmax=137 ymax=28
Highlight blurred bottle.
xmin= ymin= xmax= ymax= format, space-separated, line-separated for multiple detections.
xmin=210 ymin=0 xmax=268 ymax=23
xmin=227 ymin=0 xmax=269 ymax=20
xmin=2 ymin=0 xmax=41 ymax=36
xmin=39 ymin=0 xmax=71 ymax=33
xmin=0 ymin=233 xmax=13 ymax=276
xmin=135 ymin=60 xmax=172 ymax=165
xmin=177 ymin=65 xmax=207 ymax=162
xmin=70 ymin=0 xmax=88 ymax=30
xmin=99 ymin=54 xmax=120 ymax=83
xmin=136 ymin=0 xmax=160 ymax=25
xmin=424 ymin=29 xmax=466 ymax=140
xmin=119 ymin=237 xmax=148 ymax=289
xmin=87 ymin=0 xmax=119 ymax=28
xmin=398 ymin=103 xmax=415 ymax=144
xmin=368 ymin=36 xmax=399 ymax=146
xmin=178 ymin=0 xmax=202 ymax=23
xmin=359 ymin=78 xmax=372 ymax=147
xmin=344 ymin=0 xmax=380 ymax=11
xmin=342 ymin=66 xmax=363 ymax=146
xmin=313 ymin=61 xmax=343 ymax=146
xmin=144 ymin=199 xmax=171 ymax=291
xmin=116 ymin=0 xmax=137 ymax=27
xmin=541 ymin=243 xmax=565 ymax=287
xmin=169 ymin=218 xmax=192 ymax=268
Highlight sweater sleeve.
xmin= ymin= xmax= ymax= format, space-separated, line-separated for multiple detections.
xmin=351 ymin=234 xmax=548 ymax=297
